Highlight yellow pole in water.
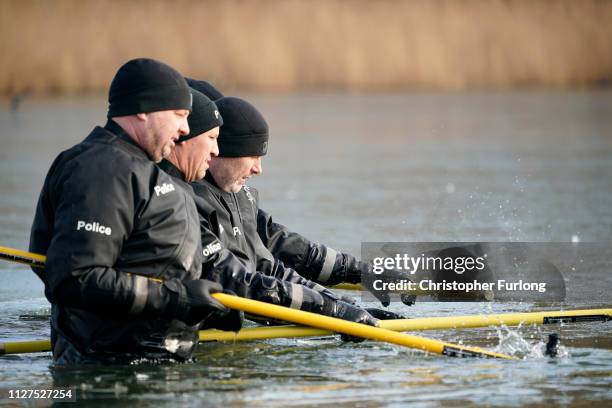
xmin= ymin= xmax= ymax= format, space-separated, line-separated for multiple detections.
xmin=381 ymin=308 xmax=612 ymax=331
xmin=213 ymin=293 xmax=513 ymax=358
xmin=0 ymin=246 xmax=46 ymax=268
xmin=0 ymin=340 xmax=51 ymax=354
xmin=3 ymin=308 xmax=610 ymax=354
xmin=200 ymin=308 xmax=612 ymax=342
xmin=0 ymin=245 xmax=514 ymax=358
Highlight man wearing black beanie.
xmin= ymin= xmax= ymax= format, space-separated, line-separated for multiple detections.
xmin=160 ymin=88 xmax=223 ymax=183
xmin=29 ymin=59 xmax=227 ymax=364
xmin=187 ymin=95 xmax=411 ymax=339
xmin=188 ymin=81 xmax=416 ymax=308
xmin=157 ymin=90 xmax=375 ymax=334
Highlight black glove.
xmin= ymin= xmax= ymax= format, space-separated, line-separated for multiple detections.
xmin=361 ymin=263 xmax=417 ymax=307
xmin=146 ymin=279 xmax=228 ymax=326
xmin=199 ymin=288 xmax=243 ymax=332
xmin=339 ymin=294 xmax=358 ymax=305
xmin=365 ymin=308 xmax=406 ymax=320
xmin=324 ymin=300 xmax=379 ymax=343
xmin=400 ymin=293 xmax=417 ymax=306
xmin=199 ymin=309 xmax=243 ymax=332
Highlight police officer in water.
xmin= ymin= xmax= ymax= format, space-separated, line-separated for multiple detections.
xmin=160 ymin=87 xmax=390 ymax=336
xmin=188 ymin=79 xmax=416 ymax=308
xmin=183 ymin=79 xmax=415 ymax=331
xmin=30 ymin=59 xmax=229 ymax=364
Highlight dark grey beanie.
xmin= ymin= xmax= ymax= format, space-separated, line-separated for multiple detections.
xmin=185 ymin=77 xmax=224 ymax=100
xmin=216 ymin=97 xmax=269 ymax=157
xmin=108 ymin=58 xmax=192 ymax=118
xmin=179 ymin=88 xmax=223 ymax=142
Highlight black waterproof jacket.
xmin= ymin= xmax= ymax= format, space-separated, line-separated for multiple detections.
xmin=192 ymin=174 xmax=364 ymax=288
xmin=158 ymin=161 xmax=338 ymax=318
xmin=29 ymin=121 xmax=203 ymax=364
xmin=184 ymin=78 xmax=364 ymax=286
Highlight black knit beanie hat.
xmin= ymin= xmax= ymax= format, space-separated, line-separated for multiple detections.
xmin=185 ymin=77 xmax=225 ymax=100
xmin=216 ymin=97 xmax=269 ymax=157
xmin=179 ymin=88 xmax=223 ymax=142
xmin=108 ymin=58 xmax=192 ymax=118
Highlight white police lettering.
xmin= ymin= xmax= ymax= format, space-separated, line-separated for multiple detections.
xmin=214 ymin=110 xmax=220 ymax=119
xmin=243 ymin=186 xmax=255 ymax=203
xmin=76 ymin=220 xmax=112 ymax=236
xmin=154 ymin=183 xmax=175 ymax=197
xmin=233 ymin=227 xmax=242 ymax=236
xmin=202 ymin=241 xmax=222 ymax=257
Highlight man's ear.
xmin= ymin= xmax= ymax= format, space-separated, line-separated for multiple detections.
xmin=136 ymin=112 xmax=148 ymax=121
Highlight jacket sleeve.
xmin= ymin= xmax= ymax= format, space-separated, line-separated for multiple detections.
xmin=266 ymin=257 xmax=343 ymax=301
xmin=257 ymin=208 xmax=364 ymax=286
xmin=33 ymin=157 xmax=166 ymax=317
xmin=197 ymin=206 xmax=339 ymax=314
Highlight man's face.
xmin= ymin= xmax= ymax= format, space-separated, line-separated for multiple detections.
xmin=191 ymin=127 xmax=220 ymax=181
xmin=142 ymin=109 xmax=190 ymax=162
xmin=208 ymin=156 xmax=263 ymax=193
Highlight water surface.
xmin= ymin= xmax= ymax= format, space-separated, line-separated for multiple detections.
xmin=0 ymin=91 xmax=611 ymax=407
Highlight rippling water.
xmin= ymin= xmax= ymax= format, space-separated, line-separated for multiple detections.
xmin=0 ymin=91 xmax=611 ymax=407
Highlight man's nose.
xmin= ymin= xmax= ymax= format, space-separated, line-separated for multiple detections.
xmin=252 ymin=157 xmax=262 ymax=175
xmin=211 ymin=139 xmax=219 ymax=157
xmin=179 ymin=117 xmax=190 ymax=137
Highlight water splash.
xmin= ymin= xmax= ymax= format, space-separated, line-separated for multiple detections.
xmin=493 ymin=323 xmax=569 ymax=359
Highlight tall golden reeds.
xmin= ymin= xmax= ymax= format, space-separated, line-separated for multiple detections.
xmin=1 ymin=0 xmax=611 ymax=95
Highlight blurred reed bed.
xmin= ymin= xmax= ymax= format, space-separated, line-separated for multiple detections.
xmin=0 ymin=0 xmax=611 ymax=95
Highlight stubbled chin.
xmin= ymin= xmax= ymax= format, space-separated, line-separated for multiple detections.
xmin=151 ymin=152 xmax=162 ymax=163
xmin=160 ymin=147 xmax=172 ymax=160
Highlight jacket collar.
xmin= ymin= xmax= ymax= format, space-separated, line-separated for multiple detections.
xmin=96 ymin=119 xmax=149 ymax=160
xmin=158 ymin=159 xmax=186 ymax=182
xmin=202 ymin=172 xmax=238 ymax=202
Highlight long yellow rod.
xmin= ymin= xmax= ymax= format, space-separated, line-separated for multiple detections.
xmin=0 ymin=246 xmax=45 ymax=268
xmin=200 ymin=308 xmax=612 ymax=341
xmin=1 ymin=245 xmax=514 ymax=358
xmin=215 ymin=293 xmax=513 ymax=358
xmin=3 ymin=308 xmax=610 ymax=354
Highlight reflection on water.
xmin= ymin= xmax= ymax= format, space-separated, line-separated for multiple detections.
xmin=0 ymin=91 xmax=611 ymax=406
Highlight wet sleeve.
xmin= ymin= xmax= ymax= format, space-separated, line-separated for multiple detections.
xmin=257 ymin=208 xmax=363 ymax=285
xmin=197 ymin=212 xmax=335 ymax=313
xmin=267 ymin=258 xmax=343 ymax=301
xmin=43 ymin=160 xmax=153 ymax=315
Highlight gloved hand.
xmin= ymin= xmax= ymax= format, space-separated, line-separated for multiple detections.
xmin=146 ymin=279 xmax=228 ymax=326
xmin=199 ymin=290 xmax=243 ymax=332
xmin=400 ymin=293 xmax=417 ymax=306
xmin=364 ymin=308 xmax=406 ymax=320
xmin=316 ymin=285 xmax=357 ymax=306
xmin=339 ymin=294 xmax=358 ymax=305
xmin=325 ymin=300 xmax=379 ymax=343
xmin=360 ymin=262 xmax=417 ymax=307
xmin=200 ymin=309 xmax=243 ymax=332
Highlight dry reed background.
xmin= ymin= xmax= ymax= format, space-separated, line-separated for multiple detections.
xmin=0 ymin=0 xmax=611 ymax=95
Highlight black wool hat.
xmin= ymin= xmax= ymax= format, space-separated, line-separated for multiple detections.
xmin=179 ymin=88 xmax=223 ymax=142
xmin=108 ymin=58 xmax=192 ymax=118
xmin=216 ymin=97 xmax=269 ymax=157
xmin=185 ymin=77 xmax=225 ymax=100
